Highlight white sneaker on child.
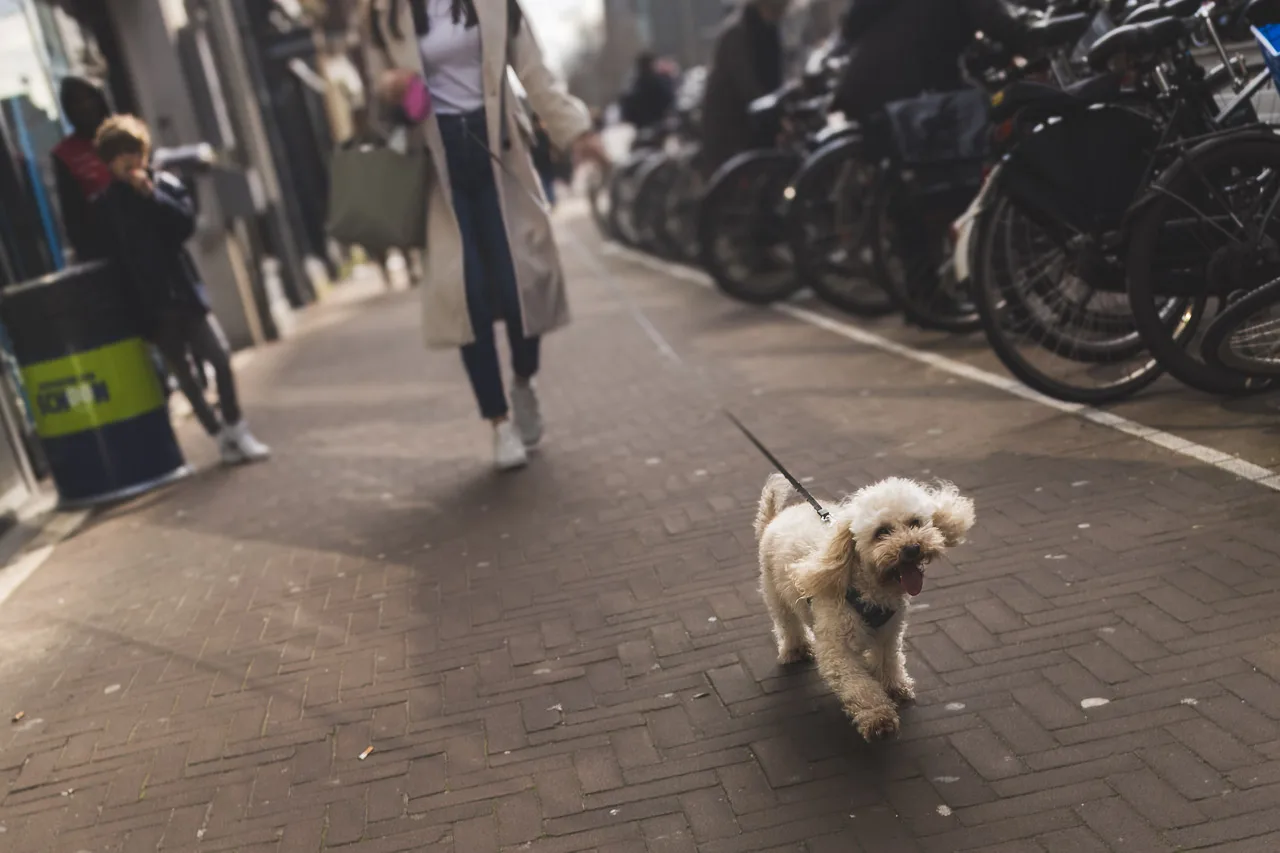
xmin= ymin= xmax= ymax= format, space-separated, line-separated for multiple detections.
xmin=493 ymin=421 xmax=528 ymax=471
xmin=219 ymin=421 xmax=271 ymax=465
xmin=510 ymin=382 xmax=543 ymax=447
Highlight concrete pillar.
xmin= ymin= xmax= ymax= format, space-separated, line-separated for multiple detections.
xmin=106 ymin=0 xmax=265 ymax=350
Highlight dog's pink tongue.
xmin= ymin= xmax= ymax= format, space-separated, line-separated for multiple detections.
xmin=900 ymin=565 xmax=925 ymax=596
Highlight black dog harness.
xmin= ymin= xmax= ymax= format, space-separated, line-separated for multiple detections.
xmin=845 ymin=587 xmax=897 ymax=629
xmin=805 ymin=590 xmax=897 ymax=630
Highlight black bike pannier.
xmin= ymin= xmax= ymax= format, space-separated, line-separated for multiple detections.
xmin=882 ymin=87 xmax=990 ymax=193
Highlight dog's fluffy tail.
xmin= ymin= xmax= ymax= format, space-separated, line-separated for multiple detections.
xmin=754 ymin=473 xmax=793 ymax=540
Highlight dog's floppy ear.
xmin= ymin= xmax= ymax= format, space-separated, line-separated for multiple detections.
xmin=795 ymin=519 xmax=858 ymax=599
xmin=930 ymin=481 xmax=975 ymax=547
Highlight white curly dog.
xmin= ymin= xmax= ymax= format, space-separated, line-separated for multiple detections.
xmin=754 ymin=473 xmax=975 ymax=741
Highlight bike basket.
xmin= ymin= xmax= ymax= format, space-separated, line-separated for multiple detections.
xmin=1253 ymin=24 xmax=1280 ymax=96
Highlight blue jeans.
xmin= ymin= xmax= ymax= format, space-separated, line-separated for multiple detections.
xmin=439 ymin=109 xmax=540 ymax=420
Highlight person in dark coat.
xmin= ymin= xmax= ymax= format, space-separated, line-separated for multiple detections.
xmin=619 ymin=52 xmax=675 ymax=134
xmin=832 ymin=0 xmax=1037 ymax=121
xmin=51 ymin=76 xmax=113 ymax=263
xmin=698 ymin=0 xmax=790 ymax=179
xmin=53 ymin=77 xmax=182 ymax=396
xmin=91 ymin=115 xmax=271 ymax=465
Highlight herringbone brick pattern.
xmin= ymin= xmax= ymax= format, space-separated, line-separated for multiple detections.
xmin=2 ymin=209 xmax=1280 ymax=852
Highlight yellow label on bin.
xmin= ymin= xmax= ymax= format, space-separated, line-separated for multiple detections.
xmin=21 ymin=338 xmax=166 ymax=439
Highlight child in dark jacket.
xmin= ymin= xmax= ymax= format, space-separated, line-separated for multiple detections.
xmin=92 ymin=115 xmax=270 ymax=465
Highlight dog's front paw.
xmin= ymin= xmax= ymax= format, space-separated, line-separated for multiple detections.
xmin=885 ymin=677 xmax=916 ymax=703
xmin=777 ymin=642 xmax=812 ymax=665
xmin=853 ymin=705 xmax=900 ymax=741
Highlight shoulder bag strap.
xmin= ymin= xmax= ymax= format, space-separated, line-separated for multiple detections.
xmin=498 ymin=1 xmax=519 ymax=151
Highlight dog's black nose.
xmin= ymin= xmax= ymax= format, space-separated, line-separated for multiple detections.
xmin=901 ymin=543 xmax=921 ymax=561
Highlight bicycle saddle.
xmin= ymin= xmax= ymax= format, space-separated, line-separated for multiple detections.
xmin=1122 ymin=2 xmax=1165 ymax=23
xmin=1086 ymin=16 xmax=1191 ymax=70
xmin=988 ymin=72 xmax=1122 ymax=123
xmin=1023 ymin=12 xmax=1095 ymax=49
xmin=1245 ymin=0 xmax=1280 ymax=25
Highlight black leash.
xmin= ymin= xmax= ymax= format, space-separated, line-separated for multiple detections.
xmin=721 ymin=410 xmax=831 ymax=524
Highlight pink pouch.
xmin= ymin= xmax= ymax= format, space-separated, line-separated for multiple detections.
xmin=401 ymin=74 xmax=432 ymax=123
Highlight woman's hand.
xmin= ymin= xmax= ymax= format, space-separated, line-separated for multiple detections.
xmin=571 ymin=132 xmax=608 ymax=169
xmin=375 ymin=68 xmax=418 ymax=108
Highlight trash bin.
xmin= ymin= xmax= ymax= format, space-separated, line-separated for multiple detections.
xmin=0 ymin=261 xmax=189 ymax=508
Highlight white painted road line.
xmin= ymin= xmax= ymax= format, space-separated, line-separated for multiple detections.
xmin=598 ymin=242 xmax=1280 ymax=494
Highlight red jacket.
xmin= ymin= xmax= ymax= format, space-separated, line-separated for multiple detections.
xmin=52 ymin=135 xmax=113 ymax=259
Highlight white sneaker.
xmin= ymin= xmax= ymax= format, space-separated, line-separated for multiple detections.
xmin=493 ymin=421 xmax=528 ymax=471
xmin=219 ymin=421 xmax=271 ymax=465
xmin=510 ymin=381 xmax=543 ymax=447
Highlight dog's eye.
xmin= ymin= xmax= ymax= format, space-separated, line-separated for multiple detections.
xmin=874 ymin=525 xmax=892 ymax=539
xmin=908 ymin=518 xmax=922 ymax=528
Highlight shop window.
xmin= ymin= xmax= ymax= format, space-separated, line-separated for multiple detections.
xmin=0 ymin=0 xmax=65 ymax=282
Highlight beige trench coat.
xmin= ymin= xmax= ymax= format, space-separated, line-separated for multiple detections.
xmin=360 ymin=0 xmax=592 ymax=349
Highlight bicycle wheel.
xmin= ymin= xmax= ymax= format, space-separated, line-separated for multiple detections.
xmin=1126 ymin=133 xmax=1280 ymax=395
xmin=974 ymin=190 xmax=1166 ymax=403
xmin=1202 ymin=275 xmax=1280 ymax=378
xmin=873 ymin=177 xmax=981 ymax=333
xmin=785 ymin=138 xmax=895 ymax=317
xmin=608 ymin=151 xmax=653 ymax=248
xmin=698 ymin=150 xmax=804 ymax=305
xmin=586 ymin=162 xmax=615 ymax=241
xmin=632 ymin=154 xmax=682 ymax=258
xmin=660 ymin=148 xmax=705 ymax=265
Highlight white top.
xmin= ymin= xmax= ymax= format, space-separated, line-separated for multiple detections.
xmin=417 ymin=0 xmax=485 ymax=115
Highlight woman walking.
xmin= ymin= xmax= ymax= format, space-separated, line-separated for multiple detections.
xmin=364 ymin=0 xmax=605 ymax=470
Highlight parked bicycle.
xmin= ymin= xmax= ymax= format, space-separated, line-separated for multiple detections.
xmin=590 ymin=0 xmax=1280 ymax=408
xmin=970 ymin=0 xmax=1280 ymax=401
xmin=696 ymin=41 xmax=852 ymax=305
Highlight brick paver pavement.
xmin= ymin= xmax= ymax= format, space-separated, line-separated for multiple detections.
xmin=3 ymin=207 xmax=1280 ymax=853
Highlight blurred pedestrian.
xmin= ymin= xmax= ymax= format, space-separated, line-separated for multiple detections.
xmin=699 ymin=0 xmax=791 ymax=178
xmin=51 ymin=77 xmax=113 ymax=264
xmin=53 ymin=77 xmax=181 ymax=397
xmin=366 ymin=0 xmax=607 ymax=471
xmin=619 ymin=52 xmax=675 ymax=140
xmin=92 ymin=115 xmax=271 ymax=465
xmin=833 ymin=0 xmax=1038 ymax=121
